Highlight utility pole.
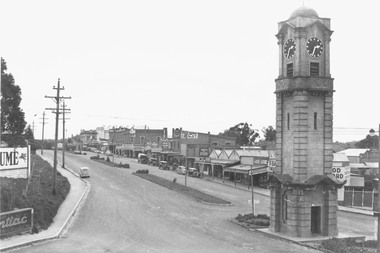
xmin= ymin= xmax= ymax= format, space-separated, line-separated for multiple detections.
xmin=376 ymin=123 xmax=380 ymax=253
xmin=61 ymin=101 xmax=71 ymax=168
xmin=40 ymin=111 xmax=48 ymax=155
xmin=45 ymin=79 xmax=71 ymax=195
xmin=0 ymin=57 xmax=2 ymax=146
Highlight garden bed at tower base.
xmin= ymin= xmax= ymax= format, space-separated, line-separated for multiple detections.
xmin=133 ymin=173 xmax=231 ymax=205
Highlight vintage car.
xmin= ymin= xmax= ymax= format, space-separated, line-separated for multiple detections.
xmin=79 ymin=167 xmax=90 ymax=178
xmin=149 ymin=158 xmax=159 ymax=166
xmin=176 ymin=166 xmax=187 ymax=175
xmin=137 ymin=153 xmax=149 ymax=164
xmin=188 ymin=167 xmax=200 ymax=177
xmin=158 ymin=161 xmax=169 ymax=170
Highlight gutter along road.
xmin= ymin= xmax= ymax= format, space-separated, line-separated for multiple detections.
xmin=11 ymin=151 xmax=371 ymax=253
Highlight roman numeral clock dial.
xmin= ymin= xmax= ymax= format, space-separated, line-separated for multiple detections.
xmin=307 ymin=37 xmax=324 ymax=57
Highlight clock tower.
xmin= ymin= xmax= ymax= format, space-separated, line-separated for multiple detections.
xmin=269 ymin=6 xmax=342 ymax=237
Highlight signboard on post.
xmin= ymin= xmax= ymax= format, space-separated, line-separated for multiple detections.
xmin=0 ymin=146 xmax=30 ymax=178
xmin=0 ymin=208 xmax=34 ymax=237
xmin=332 ymin=166 xmax=350 ymax=182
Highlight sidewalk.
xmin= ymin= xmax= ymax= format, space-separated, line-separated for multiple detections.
xmin=203 ymin=175 xmax=375 ymax=216
xmin=0 ymin=156 xmax=90 ymax=252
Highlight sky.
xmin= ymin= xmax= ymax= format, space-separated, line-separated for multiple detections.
xmin=1 ymin=0 xmax=379 ymax=142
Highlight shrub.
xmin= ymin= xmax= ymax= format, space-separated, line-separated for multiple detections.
xmin=136 ymin=169 xmax=149 ymax=174
xmin=106 ymin=156 xmax=110 ymax=162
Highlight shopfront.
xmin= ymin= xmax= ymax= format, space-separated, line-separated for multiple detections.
xmin=223 ymin=164 xmax=271 ymax=188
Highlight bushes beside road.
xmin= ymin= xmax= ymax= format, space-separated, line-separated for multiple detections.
xmin=90 ymin=155 xmax=130 ymax=169
xmin=0 ymin=155 xmax=70 ymax=234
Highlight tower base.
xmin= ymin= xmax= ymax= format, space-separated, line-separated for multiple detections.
xmin=269 ymin=174 xmax=342 ymax=238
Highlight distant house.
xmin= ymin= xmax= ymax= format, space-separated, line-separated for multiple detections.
xmin=337 ymin=149 xmax=370 ymax=163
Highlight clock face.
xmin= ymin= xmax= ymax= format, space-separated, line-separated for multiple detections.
xmin=283 ymin=39 xmax=296 ymax=59
xmin=306 ymin=37 xmax=324 ymax=58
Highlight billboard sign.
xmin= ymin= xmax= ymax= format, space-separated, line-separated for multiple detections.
xmin=332 ymin=166 xmax=350 ymax=182
xmin=0 ymin=208 xmax=33 ymax=237
xmin=0 ymin=147 xmax=28 ymax=170
xmin=181 ymin=131 xmax=198 ymax=139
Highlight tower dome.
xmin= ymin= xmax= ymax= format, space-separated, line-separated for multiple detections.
xmin=290 ymin=6 xmax=319 ymax=19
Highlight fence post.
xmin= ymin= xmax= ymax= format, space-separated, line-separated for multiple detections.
xmin=352 ymin=189 xmax=354 ymax=206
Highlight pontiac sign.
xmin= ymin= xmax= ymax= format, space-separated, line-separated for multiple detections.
xmin=0 ymin=208 xmax=33 ymax=237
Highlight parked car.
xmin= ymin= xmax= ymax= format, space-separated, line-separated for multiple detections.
xmin=149 ymin=158 xmax=159 ymax=166
xmin=188 ymin=167 xmax=200 ymax=177
xmin=137 ymin=153 xmax=149 ymax=164
xmin=79 ymin=167 xmax=90 ymax=178
xmin=177 ymin=166 xmax=187 ymax=175
xmin=158 ymin=161 xmax=169 ymax=170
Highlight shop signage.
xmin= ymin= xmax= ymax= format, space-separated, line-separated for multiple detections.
xmin=181 ymin=131 xmax=198 ymax=139
xmin=332 ymin=166 xmax=350 ymax=182
xmin=0 ymin=208 xmax=33 ymax=237
xmin=162 ymin=139 xmax=169 ymax=149
xmin=173 ymin=128 xmax=181 ymax=138
xmin=199 ymin=148 xmax=209 ymax=157
xmin=0 ymin=147 xmax=28 ymax=170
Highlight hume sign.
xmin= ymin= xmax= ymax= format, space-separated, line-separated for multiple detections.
xmin=0 ymin=147 xmax=30 ymax=178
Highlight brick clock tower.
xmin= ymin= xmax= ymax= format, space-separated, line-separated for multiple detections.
xmin=269 ymin=7 xmax=343 ymax=237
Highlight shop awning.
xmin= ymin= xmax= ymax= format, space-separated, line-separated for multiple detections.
xmin=194 ymin=159 xmax=239 ymax=166
xmin=224 ymin=164 xmax=269 ymax=175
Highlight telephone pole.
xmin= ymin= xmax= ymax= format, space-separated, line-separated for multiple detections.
xmin=61 ymin=101 xmax=71 ymax=168
xmin=40 ymin=111 xmax=48 ymax=155
xmin=45 ymin=78 xmax=71 ymax=195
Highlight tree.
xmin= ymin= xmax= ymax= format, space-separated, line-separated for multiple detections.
xmin=1 ymin=58 xmax=27 ymax=146
xmin=355 ymin=134 xmax=379 ymax=149
xmin=219 ymin=122 xmax=259 ymax=146
xmin=24 ymin=124 xmax=34 ymax=141
xmin=262 ymin=126 xmax=276 ymax=141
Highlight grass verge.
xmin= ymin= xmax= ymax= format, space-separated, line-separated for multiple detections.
xmin=0 ymin=155 xmax=70 ymax=234
xmin=133 ymin=172 xmax=231 ymax=205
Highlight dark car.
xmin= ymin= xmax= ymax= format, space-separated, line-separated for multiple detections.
xmin=158 ymin=161 xmax=169 ymax=170
xmin=137 ymin=153 xmax=149 ymax=164
xmin=149 ymin=158 xmax=159 ymax=166
xmin=188 ymin=167 xmax=200 ymax=177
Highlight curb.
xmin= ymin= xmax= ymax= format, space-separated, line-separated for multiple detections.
xmin=0 ymin=157 xmax=91 ymax=252
xmin=204 ymin=178 xmax=271 ymax=197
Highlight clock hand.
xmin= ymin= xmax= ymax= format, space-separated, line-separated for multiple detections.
xmin=287 ymin=45 xmax=294 ymax=58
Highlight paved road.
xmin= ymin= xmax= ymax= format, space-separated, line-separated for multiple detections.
xmin=11 ymin=151 xmax=321 ymax=253
xmin=107 ymin=153 xmax=377 ymax=240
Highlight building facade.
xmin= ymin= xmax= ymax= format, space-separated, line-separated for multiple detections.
xmin=269 ymin=7 xmax=342 ymax=237
xmin=110 ymin=127 xmax=168 ymax=158
xmin=171 ymin=128 xmax=236 ymax=167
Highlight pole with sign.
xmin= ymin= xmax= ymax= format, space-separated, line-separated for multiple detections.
xmin=250 ymin=166 xmax=254 ymax=216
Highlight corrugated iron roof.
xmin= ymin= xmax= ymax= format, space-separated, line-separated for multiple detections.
xmin=338 ymin=149 xmax=370 ymax=157
xmin=333 ymin=153 xmax=349 ymax=162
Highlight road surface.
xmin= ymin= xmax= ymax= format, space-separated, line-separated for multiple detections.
xmin=12 ymin=151 xmax=368 ymax=252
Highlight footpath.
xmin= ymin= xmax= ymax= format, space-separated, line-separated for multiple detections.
xmin=204 ymin=176 xmax=374 ymax=216
xmin=0 ymin=156 xmax=90 ymax=252
xmin=0 ymin=153 xmax=373 ymax=252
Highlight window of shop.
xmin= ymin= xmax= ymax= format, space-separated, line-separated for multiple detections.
xmin=156 ymin=136 xmax=161 ymax=143
xmin=140 ymin=136 xmax=145 ymax=144
xmin=212 ymin=141 xmax=218 ymax=147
